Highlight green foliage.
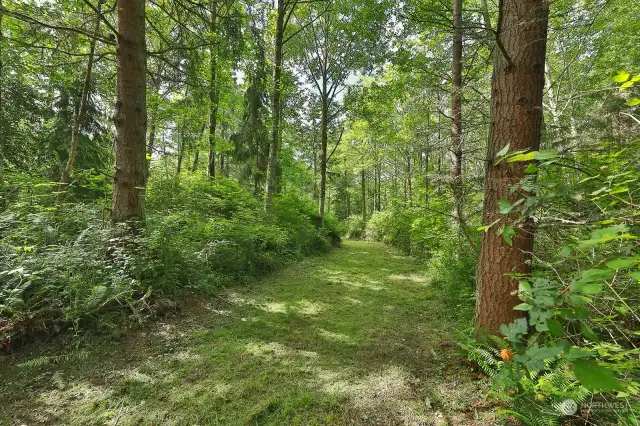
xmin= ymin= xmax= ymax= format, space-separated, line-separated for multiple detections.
xmin=344 ymin=215 xmax=366 ymax=239
xmin=464 ymin=139 xmax=640 ymax=425
xmin=0 ymin=173 xmax=337 ymax=345
xmin=365 ymin=203 xmax=451 ymax=258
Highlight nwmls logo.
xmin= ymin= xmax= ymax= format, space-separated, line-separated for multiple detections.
xmin=555 ymin=399 xmax=629 ymax=416
xmin=557 ymin=399 xmax=578 ymax=416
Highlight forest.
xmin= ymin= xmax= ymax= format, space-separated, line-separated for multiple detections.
xmin=0 ymin=0 xmax=638 ymax=424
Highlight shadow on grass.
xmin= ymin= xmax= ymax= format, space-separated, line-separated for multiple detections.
xmin=0 ymin=241 xmax=494 ymax=426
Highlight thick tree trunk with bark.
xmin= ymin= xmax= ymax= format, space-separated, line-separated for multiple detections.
xmin=475 ymin=0 xmax=549 ymax=333
xmin=208 ymin=0 xmax=218 ymax=178
xmin=59 ymin=1 xmax=101 ymax=195
xmin=450 ymin=0 xmax=463 ymax=223
xmin=112 ymin=0 xmax=147 ymax=224
xmin=265 ymin=0 xmax=285 ymax=214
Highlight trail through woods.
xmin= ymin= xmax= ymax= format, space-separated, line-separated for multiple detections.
xmin=1 ymin=241 xmax=494 ymax=425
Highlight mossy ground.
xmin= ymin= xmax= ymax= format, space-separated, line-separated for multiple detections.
xmin=0 ymin=241 xmax=495 ymax=425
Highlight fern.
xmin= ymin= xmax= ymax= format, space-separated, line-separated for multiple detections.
xmin=460 ymin=342 xmax=502 ymax=377
xmin=17 ymin=349 xmax=90 ymax=369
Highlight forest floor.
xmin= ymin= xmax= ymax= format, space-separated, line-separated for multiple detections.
xmin=0 ymin=241 xmax=496 ymax=426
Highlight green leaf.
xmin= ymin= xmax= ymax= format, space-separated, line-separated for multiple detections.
xmin=565 ymin=347 xmax=594 ymax=360
xmin=513 ymin=303 xmax=532 ymax=311
xmin=581 ymin=322 xmax=600 ymax=343
xmin=502 ymin=226 xmax=516 ymax=247
xmin=507 ymin=152 xmax=536 ymax=162
xmin=606 ymin=258 xmax=636 ymax=270
xmin=498 ymin=198 xmax=514 ymax=214
xmin=525 ymin=163 xmax=538 ymax=174
xmin=625 ymin=98 xmax=640 ymax=107
xmin=477 ymin=219 xmax=500 ymax=232
xmin=611 ymin=70 xmax=630 ymax=83
xmin=619 ymin=81 xmax=634 ymax=91
xmin=547 ymin=319 xmax=564 ymax=337
xmin=573 ymin=360 xmax=622 ymax=392
xmin=629 ymin=271 xmax=640 ymax=282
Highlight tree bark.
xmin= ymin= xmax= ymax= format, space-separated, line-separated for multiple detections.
xmin=208 ymin=0 xmax=219 ymax=178
xmin=475 ymin=0 xmax=549 ymax=333
xmin=112 ymin=0 xmax=147 ymax=224
xmin=265 ymin=0 xmax=285 ymax=214
xmin=59 ymin=0 xmax=102 ymax=195
xmin=450 ymin=0 xmax=463 ymax=223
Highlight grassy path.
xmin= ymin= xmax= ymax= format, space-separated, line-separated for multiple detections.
xmin=1 ymin=241 xmax=493 ymax=425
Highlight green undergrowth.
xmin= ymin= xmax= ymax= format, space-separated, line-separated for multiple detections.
xmin=0 ymin=240 xmax=493 ymax=425
xmin=0 ymin=172 xmax=341 ymax=347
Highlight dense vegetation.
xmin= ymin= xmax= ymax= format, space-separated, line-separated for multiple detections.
xmin=0 ymin=0 xmax=638 ymax=424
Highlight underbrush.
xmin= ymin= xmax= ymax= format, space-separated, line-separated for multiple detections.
xmin=364 ymin=202 xmax=452 ymax=258
xmin=0 ymin=172 xmax=340 ymax=350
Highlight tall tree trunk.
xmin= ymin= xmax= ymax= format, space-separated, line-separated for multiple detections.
xmin=475 ymin=0 xmax=549 ymax=333
xmin=318 ymin=93 xmax=328 ymax=226
xmin=59 ymin=0 xmax=101 ymax=195
xmin=361 ymin=169 xmax=366 ymax=221
xmin=112 ymin=0 xmax=147 ymax=224
xmin=176 ymin=128 xmax=185 ymax=174
xmin=265 ymin=0 xmax=285 ymax=214
xmin=450 ymin=0 xmax=463 ymax=223
xmin=208 ymin=0 xmax=218 ymax=178
xmin=146 ymin=121 xmax=156 ymax=171
xmin=407 ymin=155 xmax=412 ymax=205
xmin=0 ymin=0 xmax=4 ymax=187
xmin=424 ymin=149 xmax=429 ymax=207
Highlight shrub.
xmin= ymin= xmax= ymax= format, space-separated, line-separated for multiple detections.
xmin=344 ymin=215 xmax=366 ymax=239
xmin=0 ymin=173 xmax=338 ymax=347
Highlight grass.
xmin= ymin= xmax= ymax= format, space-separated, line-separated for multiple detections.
xmin=0 ymin=240 xmax=495 ymax=425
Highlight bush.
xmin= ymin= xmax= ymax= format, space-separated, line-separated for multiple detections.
xmin=344 ymin=215 xmax=366 ymax=239
xmin=365 ymin=204 xmax=449 ymax=258
xmin=0 ymin=173 xmax=338 ymax=347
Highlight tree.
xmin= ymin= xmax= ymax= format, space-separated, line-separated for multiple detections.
xmin=475 ymin=0 xmax=550 ymax=333
xmin=450 ymin=0 xmax=463 ymax=223
xmin=112 ymin=0 xmax=147 ymax=223
xmin=59 ymin=0 xmax=102 ymax=195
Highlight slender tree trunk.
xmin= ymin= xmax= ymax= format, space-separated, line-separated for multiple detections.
xmin=424 ymin=149 xmax=429 ymax=206
xmin=361 ymin=169 xmax=366 ymax=221
xmin=207 ymin=0 xmax=218 ymax=178
xmin=265 ymin=0 xmax=285 ymax=214
xmin=176 ymin=128 xmax=185 ymax=174
xmin=112 ymin=0 xmax=147 ymax=223
xmin=407 ymin=155 xmax=412 ymax=205
xmin=312 ymin=127 xmax=318 ymax=201
xmin=318 ymin=93 xmax=328 ymax=226
xmin=450 ymin=0 xmax=463 ymax=223
xmin=475 ymin=0 xmax=549 ymax=333
xmin=59 ymin=1 xmax=101 ymax=195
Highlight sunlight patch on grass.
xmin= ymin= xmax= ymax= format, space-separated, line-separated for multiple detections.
xmin=318 ymin=328 xmax=356 ymax=345
xmin=388 ymin=274 xmax=429 ymax=285
xmin=340 ymin=279 xmax=384 ymax=291
xmin=244 ymin=341 xmax=319 ymax=362
xmin=262 ymin=301 xmax=288 ymax=313
xmin=294 ymin=299 xmax=326 ymax=315
xmin=320 ymin=366 xmax=430 ymax=425
xmin=343 ymin=296 xmax=363 ymax=305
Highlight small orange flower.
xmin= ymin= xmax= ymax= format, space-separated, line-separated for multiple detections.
xmin=500 ymin=349 xmax=514 ymax=361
